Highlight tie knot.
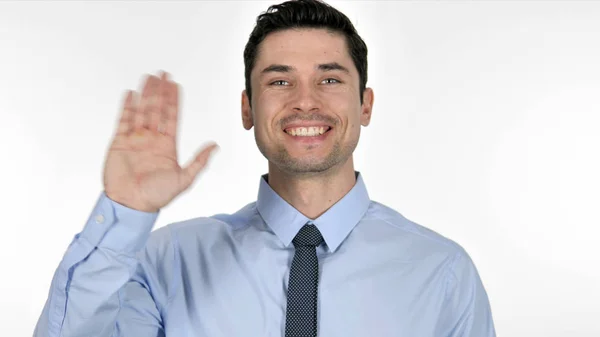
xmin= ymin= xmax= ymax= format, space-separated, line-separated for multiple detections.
xmin=292 ymin=224 xmax=324 ymax=247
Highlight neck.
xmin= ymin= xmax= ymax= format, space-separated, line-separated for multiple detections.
xmin=266 ymin=157 xmax=357 ymax=220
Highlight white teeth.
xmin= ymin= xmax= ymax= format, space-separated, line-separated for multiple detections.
xmin=285 ymin=126 xmax=328 ymax=136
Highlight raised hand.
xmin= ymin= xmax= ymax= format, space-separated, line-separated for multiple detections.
xmin=103 ymin=71 xmax=219 ymax=212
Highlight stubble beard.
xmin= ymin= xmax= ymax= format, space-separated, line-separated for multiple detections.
xmin=256 ymin=133 xmax=359 ymax=176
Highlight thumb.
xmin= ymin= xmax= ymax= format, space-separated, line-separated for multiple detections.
xmin=180 ymin=143 xmax=219 ymax=190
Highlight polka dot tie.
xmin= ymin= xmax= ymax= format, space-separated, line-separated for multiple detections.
xmin=284 ymin=223 xmax=324 ymax=337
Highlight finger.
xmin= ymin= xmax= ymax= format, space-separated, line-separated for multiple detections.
xmin=149 ymin=71 xmax=168 ymax=131
xmin=117 ymin=90 xmax=137 ymax=136
xmin=133 ymin=75 xmax=160 ymax=131
xmin=180 ymin=143 xmax=219 ymax=190
xmin=163 ymin=77 xmax=179 ymax=138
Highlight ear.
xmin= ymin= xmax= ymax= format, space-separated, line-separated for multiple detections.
xmin=241 ymin=90 xmax=254 ymax=130
xmin=360 ymin=88 xmax=374 ymax=126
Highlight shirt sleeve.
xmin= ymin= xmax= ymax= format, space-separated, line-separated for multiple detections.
xmin=33 ymin=191 xmax=166 ymax=337
xmin=435 ymin=247 xmax=497 ymax=337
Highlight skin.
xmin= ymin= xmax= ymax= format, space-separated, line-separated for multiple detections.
xmin=241 ymin=28 xmax=374 ymax=219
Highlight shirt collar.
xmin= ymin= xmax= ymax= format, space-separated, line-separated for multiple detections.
xmin=256 ymin=171 xmax=371 ymax=253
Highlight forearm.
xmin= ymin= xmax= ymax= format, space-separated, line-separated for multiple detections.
xmin=33 ymin=192 xmax=158 ymax=337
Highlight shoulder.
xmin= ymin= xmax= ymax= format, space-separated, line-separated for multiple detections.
xmin=366 ymin=200 xmax=485 ymax=282
xmin=365 ymin=200 xmax=485 ymax=288
xmin=365 ymin=200 xmax=468 ymax=257
xmin=145 ymin=201 xmax=259 ymax=246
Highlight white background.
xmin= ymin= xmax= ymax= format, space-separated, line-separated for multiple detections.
xmin=1 ymin=1 xmax=599 ymax=336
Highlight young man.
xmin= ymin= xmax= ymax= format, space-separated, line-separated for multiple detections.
xmin=34 ymin=0 xmax=496 ymax=336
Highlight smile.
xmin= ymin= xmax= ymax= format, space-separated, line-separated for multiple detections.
xmin=284 ymin=126 xmax=332 ymax=136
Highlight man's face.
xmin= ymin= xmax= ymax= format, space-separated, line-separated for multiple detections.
xmin=242 ymin=28 xmax=373 ymax=176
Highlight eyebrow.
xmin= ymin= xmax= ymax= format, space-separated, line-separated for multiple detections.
xmin=260 ymin=62 xmax=350 ymax=76
xmin=318 ymin=62 xmax=350 ymax=74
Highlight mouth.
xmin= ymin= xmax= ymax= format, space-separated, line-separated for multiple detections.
xmin=283 ymin=126 xmax=332 ymax=136
xmin=282 ymin=125 xmax=333 ymax=144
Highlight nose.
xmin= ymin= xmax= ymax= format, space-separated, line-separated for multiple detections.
xmin=291 ymin=81 xmax=321 ymax=113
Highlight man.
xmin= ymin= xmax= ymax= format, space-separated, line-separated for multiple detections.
xmin=34 ymin=0 xmax=496 ymax=336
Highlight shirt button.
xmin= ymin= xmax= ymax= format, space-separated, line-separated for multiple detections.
xmin=95 ymin=214 xmax=105 ymax=224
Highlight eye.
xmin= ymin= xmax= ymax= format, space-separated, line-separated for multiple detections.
xmin=322 ymin=78 xmax=340 ymax=84
xmin=270 ymin=80 xmax=289 ymax=86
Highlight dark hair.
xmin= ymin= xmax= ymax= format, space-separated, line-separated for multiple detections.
xmin=243 ymin=0 xmax=368 ymax=107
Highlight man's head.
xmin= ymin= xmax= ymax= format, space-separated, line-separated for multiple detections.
xmin=241 ymin=0 xmax=374 ymax=176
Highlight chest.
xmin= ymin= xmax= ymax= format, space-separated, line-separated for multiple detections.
xmin=162 ymin=244 xmax=447 ymax=337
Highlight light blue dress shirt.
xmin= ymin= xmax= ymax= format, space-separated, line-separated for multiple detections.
xmin=34 ymin=171 xmax=496 ymax=337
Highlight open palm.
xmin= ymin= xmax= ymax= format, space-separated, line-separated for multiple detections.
xmin=103 ymin=72 xmax=218 ymax=212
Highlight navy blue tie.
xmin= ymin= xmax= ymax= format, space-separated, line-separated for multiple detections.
xmin=284 ymin=224 xmax=324 ymax=337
